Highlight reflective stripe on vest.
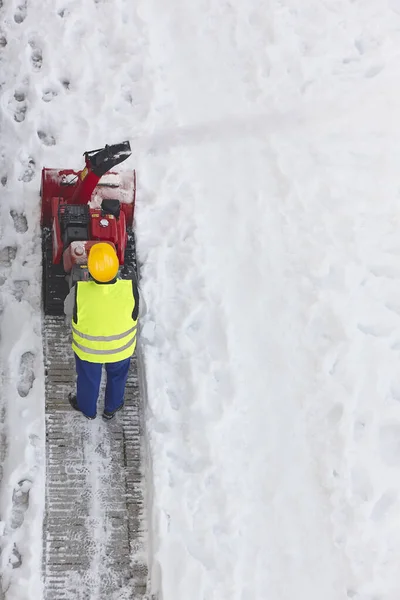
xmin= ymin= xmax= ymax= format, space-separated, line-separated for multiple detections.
xmin=72 ymin=324 xmax=137 ymax=343
xmin=72 ymin=279 xmax=137 ymax=363
xmin=73 ymin=334 xmax=136 ymax=355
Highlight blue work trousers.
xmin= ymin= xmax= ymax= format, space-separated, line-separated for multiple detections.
xmin=74 ymin=353 xmax=131 ymax=418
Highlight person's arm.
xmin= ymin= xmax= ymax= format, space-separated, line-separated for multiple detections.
xmin=129 ymin=270 xmax=147 ymax=320
xmin=64 ymin=285 xmax=76 ymax=319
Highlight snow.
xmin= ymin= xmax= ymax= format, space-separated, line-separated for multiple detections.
xmin=0 ymin=0 xmax=400 ymax=598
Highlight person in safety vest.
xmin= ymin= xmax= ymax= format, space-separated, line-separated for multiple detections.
xmin=64 ymin=242 xmax=140 ymax=420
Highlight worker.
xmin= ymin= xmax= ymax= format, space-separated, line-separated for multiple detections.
xmin=64 ymin=242 xmax=140 ymax=420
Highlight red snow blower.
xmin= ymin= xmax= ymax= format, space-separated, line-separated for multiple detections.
xmin=41 ymin=141 xmax=137 ymax=315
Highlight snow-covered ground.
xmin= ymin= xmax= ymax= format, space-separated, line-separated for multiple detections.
xmin=1 ymin=0 xmax=400 ymax=598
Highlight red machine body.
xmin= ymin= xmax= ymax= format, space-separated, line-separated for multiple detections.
xmin=50 ymin=197 xmax=128 ymax=267
xmin=41 ymin=168 xmax=136 ymax=227
xmin=41 ymin=141 xmax=135 ymax=273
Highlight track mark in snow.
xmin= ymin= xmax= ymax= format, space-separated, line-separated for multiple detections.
xmin=37 ymin=129 xmax=56 ymax=146
xmin=11 ymin=89 xmax=28 ymax=123
xmin=14 ymin=1 xmax=27 ymax=24
xmin=365 ymin=64 xmax=384 ymax=78
xmin=10 ymin=210 xmax=28 ymax=234
xmin=18 ymin=156 xmax=35 ymax=182
xmin=379 ymin=422 xmax=400 ymax=467
xmin=370 ymin=490 xmax=397 ymax=522
xmin=29 ymin=433 xmax=39 ymax=447
xmin=122 ymin=88 xmax=134 ymax=105
xmin=384 ymin=301 xmax=400 ymax=316
xmin=1 ymin=174 xmax=7 ymax=187
xmin=11 ymin=479 xmax=31 ymax=529
xmin=327 ymin=403 xmax=343 ymax=426
xmin=17 ymin=352 xmax=35 ymax=397
xmin=42 ymin=87 xmax=58 ymax=103
xmin=29 ymin=41 xmax=42 ymax=71
xmin=354 ymin=38 xmax=365 ymax=55
xmin=10 ymin=544 xmax=22 ymax=569
xmin=0 ymin=246 xmax=16 ymax=267
xmin=61 ymin=78 xmax=71 ymax=90
xmin=0 ymin=35 xmax=7 ymax=48
xmin=14 ymin=90 xmax=26 ymax=103
xmin=12 ymin=279 xmax=29 ymax=301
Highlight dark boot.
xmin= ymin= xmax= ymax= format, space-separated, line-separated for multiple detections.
xmin=68 ymin=393 xmax=96 ymax=420
xmin=102 ymin=403 xmax=124 ymax=421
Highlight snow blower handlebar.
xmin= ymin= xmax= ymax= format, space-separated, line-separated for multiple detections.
xmin=84 ymin=141 xmax=132 ymax=177
xmin=70 ymin=141 xmax=132 ymax=205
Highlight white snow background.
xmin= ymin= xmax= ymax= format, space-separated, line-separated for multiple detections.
xmin=1 ymin=0 xmax=400 ymax=598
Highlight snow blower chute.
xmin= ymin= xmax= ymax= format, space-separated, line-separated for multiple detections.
xmin=41 ymin=141 xmax=136 ymax=315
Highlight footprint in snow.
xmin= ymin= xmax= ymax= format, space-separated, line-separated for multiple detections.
xmin=42 ymin=87 xmax=58 ymax=103
xmin=365 ymin=64 xmax=384 ymax=78
xmin=122 ymin=89 xmax=134 ymax=105
xmin=10 ymin=210 xmax=28 ymax=234
xmin=37 ymin=130 xmax=56 ymax=146
xmin=10 ymin=544 xmax=22 ymax=569
xmin=12 ymin=89 xmax=27 ymax=123
xmin=0 ymin=246 xmax=17 ymax=267
xmin=0 ymin=34 xmax=7 ymax=48
xmin=61 ymin=78 xmax=71 ymax=90
xmin=1 ymin=174 xmax=7 ymax=187
xmin=14 ymin=0 xmax=27 ymax=24
xmin=29 ymin=40 xmax=42 ymax=71
xmin=326 ymin=402 xmax=343 ymax=426
xmin=385 ymin=301 xmax=400 ymax=317
xmin=370 ymin=489 xmax=397 ymax=522
xmin=12 ymin=279 xmax=29 ymax=302
xmin=354 ymin=38 xmax=365 ymax=55
xmin=11 ymin=479 xmax=31 ymax=529
xmin=18 ymin=156 xmax=36 ymax=182
xmin=29 ymin=433 xmax=39 ymax=447
xmin=17 ymin=352 xmax=35 ymax=397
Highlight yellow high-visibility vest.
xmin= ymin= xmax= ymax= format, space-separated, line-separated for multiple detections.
xmin=72 ymin=280 xmax=137 ymax=363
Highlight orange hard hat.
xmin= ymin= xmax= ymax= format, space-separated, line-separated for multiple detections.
xmin=88 ymin=243 xmax=119 ymax=283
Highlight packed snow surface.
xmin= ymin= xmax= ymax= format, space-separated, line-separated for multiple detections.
xmin=1 ymin=0 xmax=400 ymax=598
